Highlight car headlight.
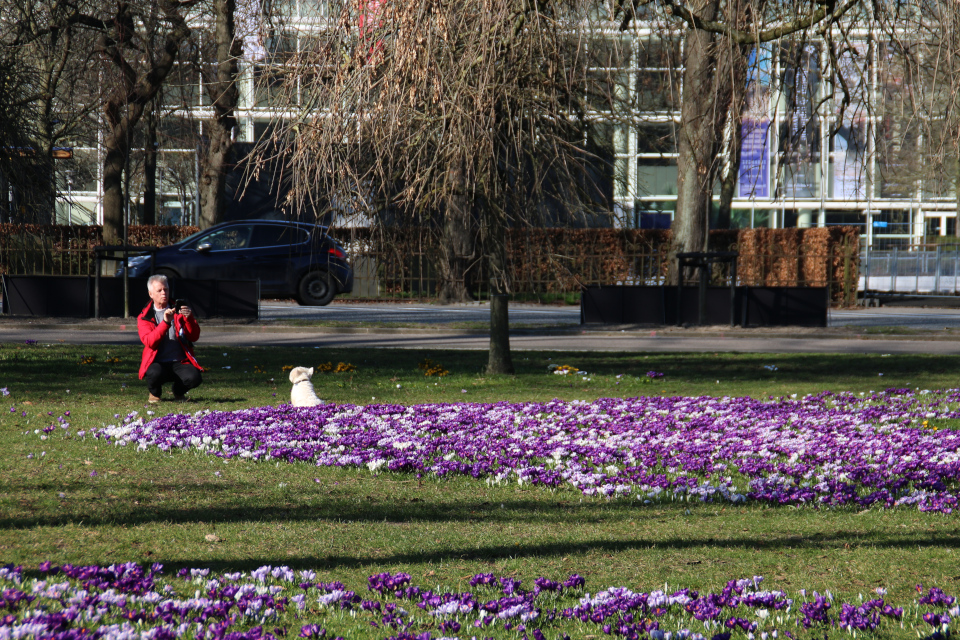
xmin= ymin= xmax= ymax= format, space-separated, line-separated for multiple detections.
xmin=122 ymin=255 xmax=151 ymax=274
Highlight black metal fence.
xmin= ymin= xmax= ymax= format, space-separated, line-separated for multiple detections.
xmin=0 ymin=225 xmax=194 ymax=277
xmin=1 ymin=275 xmax=258 ymax=319
xmin=0 ymin=225 xmax=861 ymax=307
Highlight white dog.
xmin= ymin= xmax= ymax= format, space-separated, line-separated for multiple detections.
xmin=289 ymin=366 xmax=322 ymax=407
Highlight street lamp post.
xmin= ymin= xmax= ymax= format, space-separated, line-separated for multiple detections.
xmin=65 ymin=171 xmax=73 ymax=225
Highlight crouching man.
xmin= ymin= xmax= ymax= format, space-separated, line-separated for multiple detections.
xmin=138 ymin=274 xmax=203 ymax=403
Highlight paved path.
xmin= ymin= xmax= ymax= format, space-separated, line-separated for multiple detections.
xmin=256 ymin=301 xmax=960 ymax=330
xmin=4 ymin=301 xmax=960 ymax=353
xmin=140 ymin=331 xmax=960 ymax=354
xmin=829 ymin=307 xmax=960 ymax=330
xmin=259 ymin=301 xmax=582 ymax=326
xmin=3 ymin=321 xmax=960 ymax=354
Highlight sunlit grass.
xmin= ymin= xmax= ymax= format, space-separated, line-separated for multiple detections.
xmin=2 ymin=343 xmax=960 ymax=624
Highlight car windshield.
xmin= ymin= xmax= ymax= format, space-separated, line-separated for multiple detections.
xmin=202 ymin=227 xmax=253 ymax=250
xmin=176 ymin=228 xmax=207 ymax=247
xmin=176 ymin=222 xmax=329 ymax=249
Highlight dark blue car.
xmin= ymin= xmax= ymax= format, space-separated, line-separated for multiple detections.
xmin=120 ymin=220 xmax=354 ymax=306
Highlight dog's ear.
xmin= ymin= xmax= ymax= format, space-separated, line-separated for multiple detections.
xmin=289 ymin=368 xmax=299 ymax=383
xmin=307 ymin=367 xmax=314 ymax=377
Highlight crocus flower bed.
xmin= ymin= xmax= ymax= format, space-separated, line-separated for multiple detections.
xmin=93 ymin=388 xmax=960 ymax=513
xmin=1 ymin=562 xmax=956 ymax=640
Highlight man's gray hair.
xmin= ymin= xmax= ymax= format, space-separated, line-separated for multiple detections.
xmin=147 ymin=274 xmax=169 ymax=291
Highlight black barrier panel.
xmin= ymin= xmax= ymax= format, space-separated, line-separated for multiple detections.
xmin=99 ymin=278 xmax=258 ymax=319
xmin=663 ymin=287 xmax=738 ymax=325
xmin=743 ymin=286 xmax=828 ymax=327
xmin=624 ymin=287 xmax=668 ymax=324
xmin=581 ymin=285 xmax=828 ymax=327
xmin=186 ymin=279 xmax=259 ymax=318
xmin=168 ymin=280 xmax=217 ymax=319
xmin=580 ymin=286 xmax=668 ymax=324
xmin=95 ymin=277 xmax=152 ymax=317
xmin=1 ymin=275 xmax=92 ymax=317
xmin=582 ymin=286 xmax=734 ymax=325
xmin=158 ymin=279 xmax=256 ymax=319
xmin=1 ymin=275 xmax=258 ymax=319
xmin=580 ymin=286 xmax=625 ymax=323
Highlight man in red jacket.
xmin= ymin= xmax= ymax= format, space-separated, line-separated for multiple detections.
xmin=138 ymin=274 xmax=203 ymax=403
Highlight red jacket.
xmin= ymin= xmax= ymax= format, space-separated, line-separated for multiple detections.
xmin=137 ymin=301 xmax=203 ymax=379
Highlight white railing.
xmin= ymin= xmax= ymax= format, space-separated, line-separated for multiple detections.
xmin=860 ymin=246 xmax=960 ymax=294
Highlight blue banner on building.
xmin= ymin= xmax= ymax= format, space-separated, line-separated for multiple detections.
xmin=739 ymin=119 xmax=770 ymax=198
xmin=738 ymin=47 xmax=771 ymax=199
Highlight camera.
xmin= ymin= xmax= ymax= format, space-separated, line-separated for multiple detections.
xmin=174 ymin=299 xmax=187 ymax=313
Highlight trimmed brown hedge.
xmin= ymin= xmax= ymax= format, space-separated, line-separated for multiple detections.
xmin=345 ymin=226 xmax=859 ymax=305
xmin=0 ymin=225 xmax=198 ymax=277
xmin=0 ymin=224 xmax=860 ymax=305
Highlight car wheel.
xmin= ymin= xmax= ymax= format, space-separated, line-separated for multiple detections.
xmin=298 ymin=270 xmax=335 ymax=306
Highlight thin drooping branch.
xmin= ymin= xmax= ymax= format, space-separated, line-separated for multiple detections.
xmin=198 ymin=0 xmax=242 ymax=228
xmin=256 ymin=0 xmax=610 ymax=367
xmin=99 ymin=0 xmax=192 ymax=242
xmin=619 ymin=0 xmax=859 ymax=42
xmin=0 ymin=0 xmax=106 ymax=222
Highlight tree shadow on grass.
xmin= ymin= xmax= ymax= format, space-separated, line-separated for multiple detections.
xmin=206 ymin=528 xmax=960 ymax=572
xmin=2 ymin=494 xmax=661 ymax=529
xmin=5 ymin=484 xmax=960 ymax=549
xmin=17 ymin=529 xmax=960 ymax=579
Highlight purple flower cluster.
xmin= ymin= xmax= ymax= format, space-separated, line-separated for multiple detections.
xmin=1 ymin=564 xmax=955 ymax=639
xmin=0 ymin=563 xmax=331 ymax=640
xmin=94 ymin=388 xmax=960 ymax=512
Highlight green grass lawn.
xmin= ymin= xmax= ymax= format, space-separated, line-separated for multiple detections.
xmin=2 ymin=343 xmax=960 ymax=637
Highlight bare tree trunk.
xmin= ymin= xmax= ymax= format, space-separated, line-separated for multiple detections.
xmin=669 ymin=0 xmax=731 ymax=283
xmin=143 ymin=101 xmax=158 ymax=225
xmin=955 ymin=157 xmax=960 ymax=239
xmin=437 ymin=161 xmax=476 ymax=303
xmin=199 ymin=119 xmax=233 ymax=229
xmin=102 ymin=118 xmax=136 ymax=244
xmin=0 ymin=170 xmax=7 ymax=223
xmin=717 ymin=43 xmax=750 ymax=230
xmin=23 ymin=50 xmax=65 ymax=224
xmin=488 ymin=291 xmax=512 ymax=373
xmin=199 ymin=0 xmax=241 ymax=230
xmin=14 ymin=133 xmax=58 ymax=224
xmin=716 ymin=140 xmax=740 ymax=230
xmin=99 ymin=0 xmax=190 ymax=243
xmin=17 ymin=159 xmax=55 ymax=224
xmin=485 ymin=206 xmax=513 ymax=374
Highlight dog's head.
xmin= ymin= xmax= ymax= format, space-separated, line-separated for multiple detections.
xmin=289 ymin=366 xmax=314 ymax=384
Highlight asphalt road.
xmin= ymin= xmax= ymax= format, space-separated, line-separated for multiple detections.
xmin=830 ymin=307 xmax=960 ymax=330
xmin=4 ymin=301 xmax=960 ymax=353
xmin=4 ymin=324 xmax=960 ymax=353
xmin=259 ymin=301 xmax=960 ymax=330
xmin=259 ymin=301 xmax=582 ymax=326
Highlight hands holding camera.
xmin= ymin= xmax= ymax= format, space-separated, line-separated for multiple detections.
xmin=162 ymin=300 xmax=192 ymax=324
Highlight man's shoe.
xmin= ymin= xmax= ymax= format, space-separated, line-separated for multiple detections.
xmin=174 ymin=394 xmax=188 ymax=402
xmin=148 ymin=393 xmax=161 ymax=403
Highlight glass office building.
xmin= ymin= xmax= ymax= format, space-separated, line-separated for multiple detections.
xmin=58 ymin=4 xmax=956 ymax=249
